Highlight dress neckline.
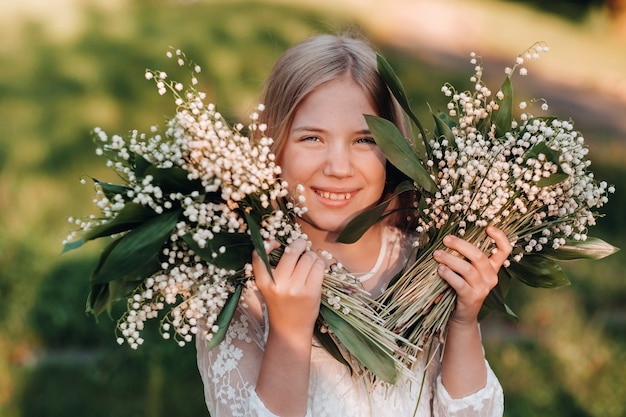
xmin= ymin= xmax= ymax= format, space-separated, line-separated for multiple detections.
xmin=356 ymin=234 xmax=388 ymax=283
xmin=355 ymin=226 xmax=402 ymax=283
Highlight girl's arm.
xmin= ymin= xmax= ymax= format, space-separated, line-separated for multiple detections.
xmin=434 ymin=226 xmax=512 ymax=398
xmin=252 ymin=238 xmax=326 ymax=417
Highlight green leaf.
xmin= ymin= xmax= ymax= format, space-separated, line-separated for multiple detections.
xmin=243 ymin=211 xmax=273 ymax=279
xmin=535 ymin=172 xmax=569 ymax=187
xmin=86 ymin=249 xmax=161 ymax=316
xmin=365 ymin=115 xmax=437 ymax=194
xmin=376 ymin=53 xmax=428 ymax=159
xmin=492 ymin=77 xmax=513 ymax=137
xmin=432 ymin=111 xmax=456 ymax=148
xmin=336 ymin=180 xmax=414 ymax=244
xmin=92 ymin=209 xmax=180 ymax=284
xmin=541 ymin=237 xmax=620 ymax=261
xmin=86 ymin=282 xmax=110 ymax=317
xmin=523 ymin=141 xmax=569 ymax=186
xmin=62 ymin=238 xmax=86 ymax=253
xmin=63 ymin=203 xmax=158 ymax=254
xmin=90 ymin=203 xmax=157 ymax=240
xmin=320 ymin=305 xmax=397 ymax=384
xmin=526 ymin=141 xmax=561 ymax=163
xmin=479 ymin=270 xmax=518 ymax=322
xmin=134 ymin=153 xmax=152 ymax=179
xmin=87 ymin=277 xmax=144 ymax=317
xmin=506 ymin=254 xmax=570 ymax=289
xmin=206 ymin=284 xmax=243 ymax=349
xmin=93 ymin=179 xmax=131 ymax=201
xmin=144 ymin=164 xmax=204 ymax=195
xmin=182 ymin=232 xmax=253 ymax=271
xmin=313 ymin=326 xmax=352 ymax=371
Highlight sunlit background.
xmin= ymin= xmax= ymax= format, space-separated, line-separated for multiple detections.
xmin=1 ymin=0 xmax=625 ymax=416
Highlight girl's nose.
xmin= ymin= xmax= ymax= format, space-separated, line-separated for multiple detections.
xmin=323 ymin=146 xmax=354 ymax=178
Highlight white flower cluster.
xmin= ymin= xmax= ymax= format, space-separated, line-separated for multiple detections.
xmin=71 ymin=49 xmax=308 ymax=348
xmin=419 ymin=44 xmax=613 ymax=262
xmin=117 ymin=239 xmax=236 ymax=349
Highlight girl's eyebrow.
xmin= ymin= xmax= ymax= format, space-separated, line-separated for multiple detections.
xmin=291 ymin=126 xmax=372 ymax=135
xmin=291 ymin=126 xmax=326 ymax=133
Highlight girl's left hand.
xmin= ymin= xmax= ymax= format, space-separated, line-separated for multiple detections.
xmin=433 ymin=225 xmax=512 ymax=326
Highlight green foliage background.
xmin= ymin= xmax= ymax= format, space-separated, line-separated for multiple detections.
xmin=1 ymin=1 xmax=624 ymax=416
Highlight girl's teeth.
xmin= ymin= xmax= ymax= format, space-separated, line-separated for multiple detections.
xmin=319 ymin=191 xmax=352 ymax=200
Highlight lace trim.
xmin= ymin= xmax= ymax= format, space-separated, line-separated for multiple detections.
xmin=434 ymin=360 xmax=504 ymax=415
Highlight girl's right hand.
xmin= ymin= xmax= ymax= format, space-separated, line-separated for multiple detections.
xmin=252 ymin=238 xmax=326 ymax=337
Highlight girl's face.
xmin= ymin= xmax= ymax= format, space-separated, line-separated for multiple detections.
xmin=279 ymin=76 xmax=387 ymax=236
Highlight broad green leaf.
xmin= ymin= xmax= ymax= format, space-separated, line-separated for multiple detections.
xmin=87 ymin=276 xmax=145 ymax=317
xmin=62 ymin=238 xmax=86 ymax=253
xmin=492 ymin=77 xmax=513 ymax=137
xmin=86 ymin=283 xmax=110 ymax=317
xmin=63 ymin=203 xmax=158 ymax=254
xmin=541 ymin=237 xmax=620 ymax=261
xmin=365 ymin=115 xmax=437 ymax=194
xmin=86 ymin=248 xmax=160 ymax=316
xmin=243 ymin=211 xmax=273 ymax=279
xmin=432 ymin=112 xmax=456 ymax=148
xmin=134 ymin=153 xmax=152 ymax=179
xmin=94 ymin=179 xmax=131 ymax=201
xmin=376 ymin=54 xmax=428 ymax=159
xmin=145 ymin=164 xmax=204 ymax=195
xmin=63 ymin=205 xmax=158 ymax=256
xmin=479 ymin=271 xmax=518 ymax=322
xmin=182 ymin=232 xmax=253 ymax=271
xmin=206 ymin=284 xmax=243 ymax=349
xmin=525 ymin=141 xmax=561 ymax=163
xmin=87 ymin=203 xmax=156 ymax=241
xmin=506 ymin=254 xmax=570 ymax=289
xmin=313 ymin=326 xmax=352 ymax=371
xmin=92 ymin=209 xmax=180 ymax=284
xmin=337 ymin=180 xmax=414 ymax=244
xmin=523 ymin=142 xmax=568 ymax=186
xmin=535 ymin=172 xmax=569 ymax=187
xmin=320 ymin=305 xmax=397 ymax=384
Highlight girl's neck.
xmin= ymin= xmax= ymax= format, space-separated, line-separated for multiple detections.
xmin=299 ymin=222 xmax=385 ymax=273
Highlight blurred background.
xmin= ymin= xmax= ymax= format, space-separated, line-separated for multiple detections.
xmin=1 ymin=0 xmax=625 ymax=416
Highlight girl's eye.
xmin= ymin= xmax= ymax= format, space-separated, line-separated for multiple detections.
xmin=302 ymin=136 xmax=321 ymax=142
xmin=355 ymin=137 xmax=376 ymax=145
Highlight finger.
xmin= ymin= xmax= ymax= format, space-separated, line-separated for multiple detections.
xmin=252 ymin=249 xmax=273 ymax=290
xmin=433 ymin=249 xmax=477 ymax=283
xmin=438 ymin=236 xmax=497 ymax=289
xmin=486 ymin=225 xmax=513 ymax=268
xmin=442 ymin=235 xmax=485 ymax=264
xmin=436 ymin=263 xmax=469 ymax=294
xmin=274 ymin=238 xmax=308 ymax=278
xmin=263 ymin=239 xmax=281 ymax=254
xmin=292 ymin=251 xmax=325 ymax=287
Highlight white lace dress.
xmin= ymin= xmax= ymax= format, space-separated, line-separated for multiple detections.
xmin=196 ymin=227 xmax=504 ymax=417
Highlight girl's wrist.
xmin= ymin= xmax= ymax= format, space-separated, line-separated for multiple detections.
xmin=447 ymin=317 xmax=479 ymax=333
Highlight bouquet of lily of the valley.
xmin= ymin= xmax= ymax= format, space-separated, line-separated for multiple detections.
xmin=63 ymin=49 xmax=416 ymax=384
xmin=339 ymin=42 xmax=619 ymax=361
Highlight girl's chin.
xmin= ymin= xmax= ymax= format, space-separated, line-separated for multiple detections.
xmin=298 ymin=214 xmax=352 ymax=235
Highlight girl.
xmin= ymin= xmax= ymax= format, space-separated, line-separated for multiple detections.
xmin=196 ymin=34 xmax=511 ymax=417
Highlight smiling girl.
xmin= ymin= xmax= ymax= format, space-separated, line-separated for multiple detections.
xmin=196 ymin=34 xmax=511 ymax=417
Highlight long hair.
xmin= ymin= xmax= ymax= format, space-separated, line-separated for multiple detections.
xmin=260 ymin=34 xmax=418 ymax=231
